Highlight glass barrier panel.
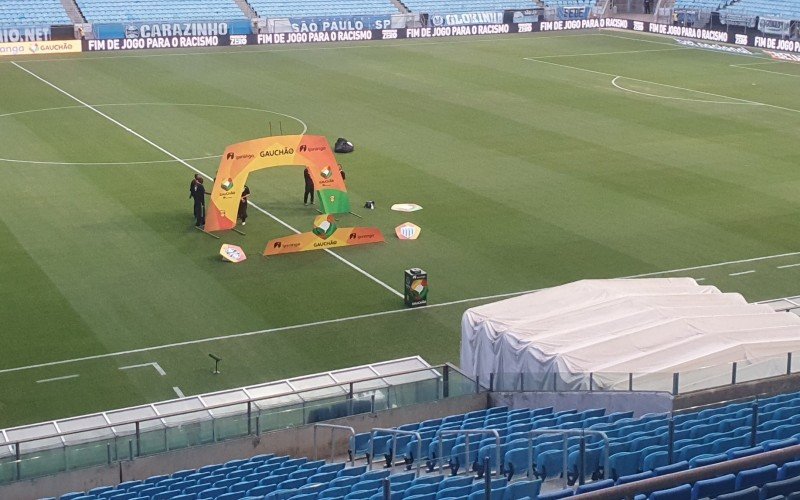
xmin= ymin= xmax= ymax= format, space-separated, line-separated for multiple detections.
xmin=448 ymin=369 xmax=477 ymax=397
xmin=137 ymin=427 xmax=168 ymax=457
xmin=258 ymin=403 xmax=305 ymax=433
xmin=387 ymin=376 xmax=441 ymax=408
xmin=737 ymin=356 xmax=787 ymax=384
xmin=214 ymin=411 xmax=251 ymax=442
xmin=0 ymin=459 xmax=16 ymax=484
xmin=65 ymin=440 xmax=116 ymax=470
xmin=19 ymin=450 xmax=64 ymax=480
xmin=629 ymin=372 xmax=674 ymax=393
xmin=166 ymin=419 xmax=214 ymax=451
xmin=678 ymin=363 xmax=734 ymax=393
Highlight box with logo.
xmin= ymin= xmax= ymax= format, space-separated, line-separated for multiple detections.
xmin=404 ymin=268 xmax=428 ymax=308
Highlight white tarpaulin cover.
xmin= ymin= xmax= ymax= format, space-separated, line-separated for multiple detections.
xmin=461 ymin=278 xmax=800 ymax=392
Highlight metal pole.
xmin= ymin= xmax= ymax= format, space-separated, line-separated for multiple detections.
xmin=313 ymin=426 xmax=319 ymax=460
xmin=520 ymin=372 xmax=524 ymax=392
xmin=484 ymin=457 xmax=491 ymax=497
xmin=629 ymin=373 xmax=633 ymax=391
xmin=128 ymin=440 xmax=133 ymax=461
xmin=247 ymin=401 xmax=252 ymax=435
xmin=562 ymin=435 xmax=569 ymax=489
xmin=255 ymin=414 xmax=261 ymax=436
xmin=553 ymin=372 xmax=558 ymax=391
xmin=578 ymin=436 xmax=586 ymax=486
xmin=476 ymin=375 xmax=480 ymax=394
xmin=489 ymin=373 xmax=494 ymax=392
xmin=788 ymin=352 xmax=793 ymax=375
xmin=135 ymin=421 xmax=141 ymax=457
xmin=672 ymin=373 xmax=679 ymax=395
xmin=438 ymin=438 xmax=444 ymax=476
xmin=443 ymin=365 xmax=450 ymax=398
xmin=589 ymin=373 xmax=594 ymax=392
xmin=382 ymin=477 xmax=390 ymax=500
xmin=369 ymin=430 xmax=376 ymax=471
xmin=527 ymin=435 xmax=534 ymax=479
xmin=15 ymin=442 xmax=20 ymax=481
xmin=750 ymin=402 xmax=759 ymax=448
xmin=107 ymin=443 xmax=112 ymax=465
xmin=465 ymin=434 xmax=470 ymax=474
xmin=668 ymin=418 xmax=675 ymax=465
xmin=731 ymin=362 xmax=738 ymax=385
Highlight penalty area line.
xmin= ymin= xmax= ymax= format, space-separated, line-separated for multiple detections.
xmin=11 ymin=61 xmax=402 ymax=300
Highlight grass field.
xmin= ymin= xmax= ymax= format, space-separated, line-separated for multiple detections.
xmin=1 ymin=29 xmax=799 ymax=428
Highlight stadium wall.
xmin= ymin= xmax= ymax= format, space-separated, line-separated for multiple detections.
xmin=3 ymin=18 xmax=800 ymax=58
xmin=0 ymin=393 xmax=487 ymax=499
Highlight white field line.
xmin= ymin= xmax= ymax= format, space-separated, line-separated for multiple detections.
xmin=599 ymin=32 xmax=767 ymax=60
xmin=119 ymin=362 xmax=166 ymax=376
xmin=173 ymin=387 xmax=185 ymax=398
xmin=6 ymin=32 xmax=600 ymax=65
xmin=12 ymin=62 xmax=403 ymax=299
xmin=730 ymin=63 xmax=800 ymax=79
xmin=36 ymin=374 xmax=79 ymax=383
xmin=521 ymin=57 xmax=800 ymax=116
xmin=4 ymin=250 xmax=800 ymax=375
xmin=729 ymin=270 xmax=756 ymax=276
xmin=778 ymin=263 xmax=800 ymax=269
xmin=620 ymin=251 xmax=800 ymax=278
xmin=533 ymin=47 xmax=688 ymax=58
xmin=611 ymin=75 xmax=756 ymax=105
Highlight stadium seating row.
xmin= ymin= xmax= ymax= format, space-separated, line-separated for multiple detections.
xmin=47 ymin=390 xmax=800 ymax=500
xmin=0 ymin=0 xmax=71 ymax=28
xmin=75 ymin=0 xmax=245 ymax=23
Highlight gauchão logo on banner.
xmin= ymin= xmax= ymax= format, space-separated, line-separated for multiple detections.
xmin=0 ymin=40 xmax=82 ymax=57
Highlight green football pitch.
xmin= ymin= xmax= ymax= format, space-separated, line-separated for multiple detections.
xmin=1 ymin=29 xmax=799 ymax=428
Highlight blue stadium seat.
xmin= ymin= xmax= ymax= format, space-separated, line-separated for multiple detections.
xmin=648 ymin=483 xmax=691 ymax=500
xmin=735 ymin=464 xmax=778 ymax=489
xmin=617 ymin=470 xmax=655 ymax=485
xmin=655 ymin=461 xmax=689 ymax=476
xmin=610 ymin=451 xmax=640 ymax=480
xmin=437 ymin=485 xmax=472 ymax=499
xmin=536 ymin=488 xmax=574 ymax=499
xmin=690 ymin=473 xmax=735 ymax=500
xmin=715 ymin=486 xmax=760 ymax=500
xmin=760 ymin=475 xmax=800 ymax=498
xmin=575 ymin=478 xmax=613 ymax=493
xmin=778 ymin=459 xmax=800 ymax=480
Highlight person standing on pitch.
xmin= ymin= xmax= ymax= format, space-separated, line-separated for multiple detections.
xmin=189 ymin=173 xmax=201 ymax=199
xmin=303 ymin=167 xmax=315 ymax=205
xmin=238 ymin=185 xmax=250 ymax=225
xmin=190 ymin=176 xmax=206 ymax=227
xmin=338 ymin=164 xmax=346 ymax=180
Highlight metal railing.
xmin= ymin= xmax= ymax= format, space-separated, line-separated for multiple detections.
xmin=525 ymin=429 xmax=610 ymax=489
xmin=369 ymin=429 xmax=423 ymax=477
xmin=488 ymin=350 xmax=800 ymax=394
xmin=438 ymin=429 xmax=502 ymax=478
xmin=312 ymin=424 xmax=355 ymax=466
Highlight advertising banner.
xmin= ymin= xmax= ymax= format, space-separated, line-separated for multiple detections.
xmin=205 ymin=135 xmax=350 ymax=232
xmin=285 ymin=15 xmax=393 ymax=32
xmin=264 ymin=215 xmax=384 ymax=255
xmin=429 ymin=12 xmax=504 ymax=27
xmin=503 ymin=9 xmax=541 ymax=24
xmin=80 ymin=18 xmax=800 ymax=56
xmin=0 ymin=27 xmax=52 ymax=43
xmin=0 ymin=40 xmax=81 ymax=57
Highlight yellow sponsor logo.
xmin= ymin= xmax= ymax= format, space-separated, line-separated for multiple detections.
xmin=0 ymin=40 xmax=82 ymax=57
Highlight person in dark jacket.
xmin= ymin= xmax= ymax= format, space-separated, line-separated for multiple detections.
xmin=303 ymin=168 xmax=314 ymax=205
xmin=238 ymin=185 xmax=250 ymax=225
xmin=190 ymin=177 xmax=206 ymax=227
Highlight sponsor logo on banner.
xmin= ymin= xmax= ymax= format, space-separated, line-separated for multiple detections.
xmin=0 ymin=40 xmax=81 ymax=57
xmin=395 ymin=222 xmax=421 ymax=240
xmin=675 ymin=38 xmax=751 ymax=54
xmin=312 ymin=214 xmax=337 ymax=239
xmin=219 ymin=244 xmax=247 ymax=263
xmin=754 ymin=36 xmax=800 ymax=53
xmin=226 ymin=152 xmax=235 ymax=160
xmin=431 ymin=12 xmax=504 ymax=26
xmin=230 ymin=35 xmax=248 ymax=46
xmin=0 ymin=27 xmax=52 ymax=43
xmin=298 ymin=144 xmax=326 ymax=152
xmin=409 ymin=278 xmax=428 ymax=302
xmin=260 ymin=147 xmax=293 ymax=157
xmin=221 ymin=178 xmax=234 ymax=190
xmin=264 ymin=223 xmax=384 ymax=256
xmin=288 ymin=15 xmax=392 ymax=32
xmin=125 ymin=22 xmax=228 ymax=38
xmin=763 ymin=50 xmax=800 ymax=62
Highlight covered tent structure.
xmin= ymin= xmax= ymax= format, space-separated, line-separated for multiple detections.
xmin=461 ymin=278 xmax=800 ymax=393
